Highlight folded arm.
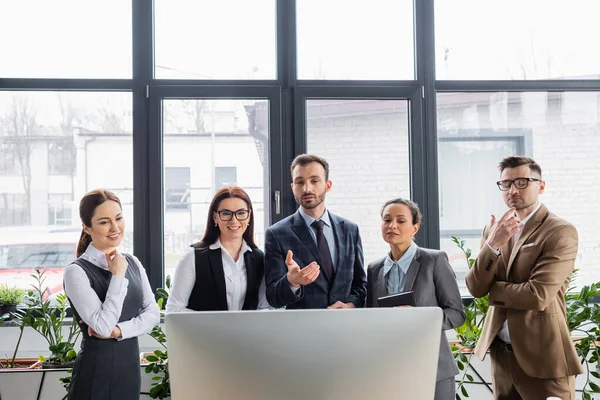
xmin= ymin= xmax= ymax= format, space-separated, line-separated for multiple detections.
xmin=489 ymin=225 xmax=578 ymax=311
xmin=116 ymin=255 xmax=160 ymax=339
xmin=64 ymin=264 xmax=128 ymax=338
xmin=466 ymin=227 xmax=499 ymax=298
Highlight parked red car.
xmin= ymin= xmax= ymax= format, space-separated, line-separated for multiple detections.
xmin=0 ymin=226 xmax=80 ymax=302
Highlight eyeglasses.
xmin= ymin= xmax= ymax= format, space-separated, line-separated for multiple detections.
xmin=496 ymin=177 xmax=541 ymax=191
xmin=217 ymin=209 xmax=251 ymax=221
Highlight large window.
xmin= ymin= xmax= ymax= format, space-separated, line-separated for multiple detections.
xmin=162 ymin=99 xmax=270 ymax=279
xmin=3 ymin=1 xmax=598 ymax=308
xmin=306 ymin=99 xmax=411 ymax=265
xmin=0 ymin=91 xmax=133 ymax=299
xmin=297 ymin=0 xmax=415 ymax=80
xmin=0 ymin=1 xmax=132 ymax=79
xmin=435 ymin=0 xmax=600 ymax=80
xmin=154 ymin=0 xmax=277 ymax=79
xmin=438 ymin=92 xmax=600 ymax=293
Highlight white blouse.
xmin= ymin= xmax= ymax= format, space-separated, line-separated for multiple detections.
xmin=166 ymin=239 xmax=270 ymax=313
xmin=63 ymin=243 xmax=160 ymax=340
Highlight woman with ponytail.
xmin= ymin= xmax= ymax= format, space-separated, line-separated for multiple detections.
xmin=63 ymin=189 xmax=159 ymax=400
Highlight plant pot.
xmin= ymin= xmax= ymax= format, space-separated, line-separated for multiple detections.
xmin=0 ymin=357 xmax=41 ymax=370
xmin=41 ymin=361 xmax=74 ymax=369
xmin=0 ymin=304 xmax=17 ymax=320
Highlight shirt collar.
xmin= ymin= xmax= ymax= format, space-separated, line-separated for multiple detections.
xmin=84 ymin=242 xmax=110 ymax=270
xmin=299 ymin=207 xmax=332 ymax=229
xmin=383 ymin=241 xmax=417 ymax=277
xmin=209 ymin=238 xmax=252 ymax=254
xmin=519 ymin=202 xmax=542 ymax=227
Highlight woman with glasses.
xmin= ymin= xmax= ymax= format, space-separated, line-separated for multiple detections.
xmin=166 ymin=186 xmax=270 ymax=313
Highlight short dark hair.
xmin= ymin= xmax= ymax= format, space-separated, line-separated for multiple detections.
xmin=290 ymin=154 xmax=330 ymax=181
xmin=498 ymin=156 xmax=542 ymax=178
xmin=380 ymin=198 xmax=422 ymax=225
xmin=199 ymin=186 xmax=257 ymax=249
xmin=77 ymin=189 xmax=122 ymax=257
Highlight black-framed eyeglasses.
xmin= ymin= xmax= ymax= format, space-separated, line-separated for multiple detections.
xmin=216 ymin=209 xmax=251 ymax=221
xmin=496 ymin=177 xmax=541 ymax=191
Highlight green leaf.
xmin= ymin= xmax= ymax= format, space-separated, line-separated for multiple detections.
xmin=466 ymin=374 xmax=474 ymax=382
xmin=146 ymin=355 xmax=159 ymax=362
xmin=457 ymin=361 xmax=464 ymax=370
xmin=589 ymin=382 xmax=600 ymax=392
xmin=461 ymin=385 xmax=469 ymax=397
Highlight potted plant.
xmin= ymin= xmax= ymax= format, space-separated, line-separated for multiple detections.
xmin=20 ymin=269 xmax=81 ymax=368
xmin=451 ymin=236 xmax=600 ymax=400
xmin=143 ymin=276 xmax=171 ymax=399
xmin=0 ymin=283 xmax=25 ymax=320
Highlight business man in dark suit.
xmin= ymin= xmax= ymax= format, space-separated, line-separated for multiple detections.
xmin=264 ymin=154 xmax=367 ymax=309
xmin=366 ymin=198 xmax=465 ymax=400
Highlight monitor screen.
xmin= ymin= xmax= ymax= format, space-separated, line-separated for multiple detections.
xmin=166 ymin=307 xmax=443 ymax=400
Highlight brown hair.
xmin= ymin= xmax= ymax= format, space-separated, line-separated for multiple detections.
xmin=498 ymin=156 xmax=542 ymax=178
xmin=381 ymin=198 xmax=423 ymax=225
xmin=290 ymin=154 xmax=330 ymax=181
xmin=199 ymin=186 xmax=257 ymax=249
xmin=77 ymin=189 xmax=122 ymax=257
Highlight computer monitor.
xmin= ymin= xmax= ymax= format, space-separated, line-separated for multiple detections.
xmin=166 ymin=307 xmax=443 ymax=400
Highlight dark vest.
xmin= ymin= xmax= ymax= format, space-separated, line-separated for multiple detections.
xmin=186 ymin=242 xmax=264 ymax=311
xmin=69 ymin=254 xmax=143 ymax=335
xmin=67 ymin=253 xmax=144 ymax=400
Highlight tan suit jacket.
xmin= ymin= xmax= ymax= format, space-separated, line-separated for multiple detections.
xmin=466 ymin=204 xmax=583 ymax=379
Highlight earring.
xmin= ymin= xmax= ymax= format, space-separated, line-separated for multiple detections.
xmin=214 ymin=223 xmax=218 ymax=227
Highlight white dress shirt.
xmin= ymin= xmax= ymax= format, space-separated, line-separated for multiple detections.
xmin=63 ymin=243 xmax=160 ymax=340
xmin=496 ymin=202 xmax=542 ymax=344
xmin=166 ymin=239 xmax=270 ymax=313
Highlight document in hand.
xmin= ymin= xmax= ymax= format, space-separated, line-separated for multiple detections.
xmin=378 ymin=290 xmax=416 ymax=308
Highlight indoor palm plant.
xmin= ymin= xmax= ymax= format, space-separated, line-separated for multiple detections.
xmin=451 ymin=236 xmax=600 ymax=400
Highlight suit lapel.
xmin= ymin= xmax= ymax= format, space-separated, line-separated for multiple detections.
xmin=375 ymin=260 xmax=387 ymax=301
xmin=329 ymin=213 xmax=345 ymax=273
xmin=506 ymin=205 xmax=548 ymax=277
xmin=244 ymin=250 xmax=257 ymax=293
xmin=208 ymin=248 xmax=228 ymax=310
xmin=403 ymin=246 xmax=421 ymax=291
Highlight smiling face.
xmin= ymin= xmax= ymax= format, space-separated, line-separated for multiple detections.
xmin=83 ymin=200 xmax=124 ymax=254
xmin=381 ymin=203 xmax=419 ymax=247
xmin=213 ymin=197 xmax=251 ymax=242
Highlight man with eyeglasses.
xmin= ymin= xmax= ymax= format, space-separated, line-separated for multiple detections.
xmin=264 ymin=154 xmax=367 ymax=309
xmin=466 ymin=156 xmax=582 ymax=400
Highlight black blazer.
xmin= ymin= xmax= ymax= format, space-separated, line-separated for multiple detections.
xmin=186 ymin=242 xmax=265 ymax=311
xmin=264 ymin=210 xmax=367 ymax=309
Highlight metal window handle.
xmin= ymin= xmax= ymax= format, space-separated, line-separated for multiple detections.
xmin=274 ymin=190 xmax=281 ymax=215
